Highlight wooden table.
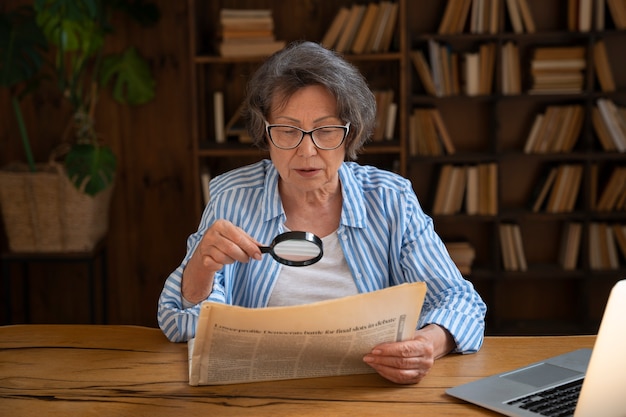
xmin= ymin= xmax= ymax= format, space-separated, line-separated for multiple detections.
xmin=0 ymin=325 xmax=595 ymax=416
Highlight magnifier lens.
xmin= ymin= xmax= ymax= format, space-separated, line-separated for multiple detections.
xmin=260 ymin=231 xmax=323 ymax=266
xmin=273 ymin=239 xmax=321 ymax=262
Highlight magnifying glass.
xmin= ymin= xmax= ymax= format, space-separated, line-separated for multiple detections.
xmin=259 ymin=231 xmax=323 ymax=267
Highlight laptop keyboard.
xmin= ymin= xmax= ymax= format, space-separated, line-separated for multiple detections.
xmin=506 ymin=379 xmax=583 ymax=417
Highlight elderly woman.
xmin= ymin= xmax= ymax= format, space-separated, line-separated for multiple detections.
xmin=158 ymin=41 xmax=486 ymax=384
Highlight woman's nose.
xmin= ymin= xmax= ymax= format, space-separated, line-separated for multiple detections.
xmin=297 ymin=132 xmax=318 ymax=156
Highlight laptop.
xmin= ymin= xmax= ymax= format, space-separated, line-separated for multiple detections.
xmin=446 ymin=279 xmax=626 ymax=417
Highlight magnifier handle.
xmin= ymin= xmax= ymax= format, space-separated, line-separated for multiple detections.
xmin=259 ymin=246 xmax=271 ymax=254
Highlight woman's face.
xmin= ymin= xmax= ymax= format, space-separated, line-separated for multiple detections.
xmin=267 ymin=85 xmax=346 ymax=195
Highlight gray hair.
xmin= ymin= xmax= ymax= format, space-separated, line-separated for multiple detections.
xmin=243 ymin=41 xmax=376 ymax=160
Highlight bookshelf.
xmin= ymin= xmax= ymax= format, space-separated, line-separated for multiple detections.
xmin=407 ymin=0 xmax=626 ymax=334
xmin=188 ymin=0 xmax=626 ymax=334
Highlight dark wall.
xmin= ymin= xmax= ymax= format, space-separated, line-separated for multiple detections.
xmin=1 ymin=0 xmax=196 ymax=326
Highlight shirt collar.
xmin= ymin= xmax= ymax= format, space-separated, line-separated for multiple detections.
xmin=261 ymin=161 xmax=366 ymax=228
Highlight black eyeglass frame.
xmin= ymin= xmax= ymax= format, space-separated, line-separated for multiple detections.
xmin=264 ymin=121 xmax=351 ymax=150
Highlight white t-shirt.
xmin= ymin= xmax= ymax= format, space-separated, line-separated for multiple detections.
xmin=267 ymin=230 xmax=358 ymax=306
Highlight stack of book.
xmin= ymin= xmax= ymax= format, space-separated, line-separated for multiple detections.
xmin=593 ymin=98 xmax=626 ymax=152
xmin=522 ymin=105 xmax=584 ymax=153
xmin=408 ymin=108 xmax=455 ymax=156
xmin=217 ymin=9 xmax=285 ymax=57
xmin=372 ymin=89 xmax=397 ymax=141
xmin=529 ymin=46 xmax=586 ymax=94
xmin=531 ymin=164 xmax=583 ymax=213
xmin=321 ymin=2 xmax=398 ymax=54
xmin=499 ymin=223 xmax=527 ymax=272
xmin=432 ymin=163 xmax=497 ymax=216
xmin=504 ymin=0 xmax=536 ymax=33
xmin=411 ymin=40 xmax=495 ymax=97
xmin=445 ymin=241 xmax=476 ymax=275
xmin=589 ymin=222 xmax=626 ymax=270
xmin=438 ymin=0 xmax=501 ymax=34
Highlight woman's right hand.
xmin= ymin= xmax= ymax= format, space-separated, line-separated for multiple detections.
xmin=182 ymin=219 xmax=262 ymax=304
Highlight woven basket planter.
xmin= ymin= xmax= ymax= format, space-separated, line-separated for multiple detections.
xmin=0 ymin=163 xmax=114 ymax=253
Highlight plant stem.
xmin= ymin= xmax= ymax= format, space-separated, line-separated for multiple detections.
xmin=11 ymin=97 xmax=36 ymax=172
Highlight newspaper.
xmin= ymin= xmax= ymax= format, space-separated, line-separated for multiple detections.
xmin=188 ymin=282 xmax=426 ymax=385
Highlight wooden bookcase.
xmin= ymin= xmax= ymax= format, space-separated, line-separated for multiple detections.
xmin=406 ymin=0 xmax=626 ymax=334
xmin=188 ymin=0 xmax=626 ymax=334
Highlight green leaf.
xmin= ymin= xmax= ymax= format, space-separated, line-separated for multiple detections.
xmin=100 ymin=47 xmax=155 ymax=105
xmin=0 ymin=6 xmax=47 ymax=87
xmin=35 ymin=4 xmax=104 ymax=58
xmin=65 ymin=143 xmax=117 ymax=195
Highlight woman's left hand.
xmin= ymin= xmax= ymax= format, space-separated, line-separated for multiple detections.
xmin=362 ymin=324 xmax=455 ymax=384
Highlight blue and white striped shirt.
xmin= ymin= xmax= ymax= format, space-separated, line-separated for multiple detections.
xmin=158 ymin=160 xmax=486 ymax=352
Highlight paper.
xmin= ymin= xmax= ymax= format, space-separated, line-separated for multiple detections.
xmin=188 ymin=282 xmax=426 ymax=385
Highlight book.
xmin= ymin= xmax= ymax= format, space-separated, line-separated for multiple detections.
xmin=607 ymin=0 xmax=626 ymax=29
xmin=428 ymin=39 xmax=444 ymax=97
xmin=351 ymin=3 xmax=380 ymax=54
xmin=596 ymin=0 xmax=606 ymax=29
xmin=502 ymin=41 xmax=521 ymax=95
xmin=578 ymin=0 xmax=593 ymax=31
xmin=377 ymin=1 xmax=399 ymax=53
xmin=489 ymin=0 xmax=500 ymax=33
xmin=439 ymin=0 xmax=472 ymax=34
xmin=499 ymin=223 xmax=518 ymax=271
xmin=373 ymin=90 xmax=394 ymax=141
xmin=532 ymin=167 xmax=558 ymax=212
xmin=431 ymin=108 xmax=456 ymax=154
xmin=510 ymin=223 xmax=528 ymax=271
xmin=213 ymin=91 xmax=225 ymax=143
xmin=505 ymin=0 xmax=524 ymax=33
xmin=559 ymin=222 xmax=582 ymax=270
xmin=464 ymin=51 xmax=480 ymax=96
xmin=188 ymin=282 xmax=426 ymax=385
xmin=465 ymin=165 xmax=479 ymax=215
xmin=478 ymin=42 xmax=496 ymax=95
xmin=613 ymin=224 xmax=626 ymax=262
xmin=516 ymin=0 xmax=536 ymax=33
xmin=218 ymin=40 xmax=286 ymax=58
xmin=200 ymin=165 xmax=211 ymax=205
xmin=597 ymin=99 xmax=626 ymax=152
xmin=384 ymin=102 xmax=398 ymax=140
xmin=433 ymin=164 xmax=454 ymax=214
xmin=593 ymin=40 xmax=616 ymax=92
xmin=596 ymin=167 xmax=626 ymax=211
xmin=321 ymin=6 xmax=350 ymax=49
xmin=410 ymin=50 xmax=438 ymax=96
xmin=445 ymin=241 xmax=476 ymax=275
xmin=592 ymin=106 xmax=617 ymax=151
xmin=335 ymin=4 xmax=366 ymax=53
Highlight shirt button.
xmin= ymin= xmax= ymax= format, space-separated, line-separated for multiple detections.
xmin=355 ymin=272 xmax=362 ymax=280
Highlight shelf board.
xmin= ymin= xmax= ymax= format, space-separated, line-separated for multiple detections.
xmin=195 ymin=51 xmax=403 ymax=65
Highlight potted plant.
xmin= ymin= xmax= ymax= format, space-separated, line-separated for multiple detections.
xmin=0 ymin=0 xmax=159 ymax=252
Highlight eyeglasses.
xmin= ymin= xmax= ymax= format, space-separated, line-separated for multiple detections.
xmin=265 ymin=121 xmax=350 ymax=150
